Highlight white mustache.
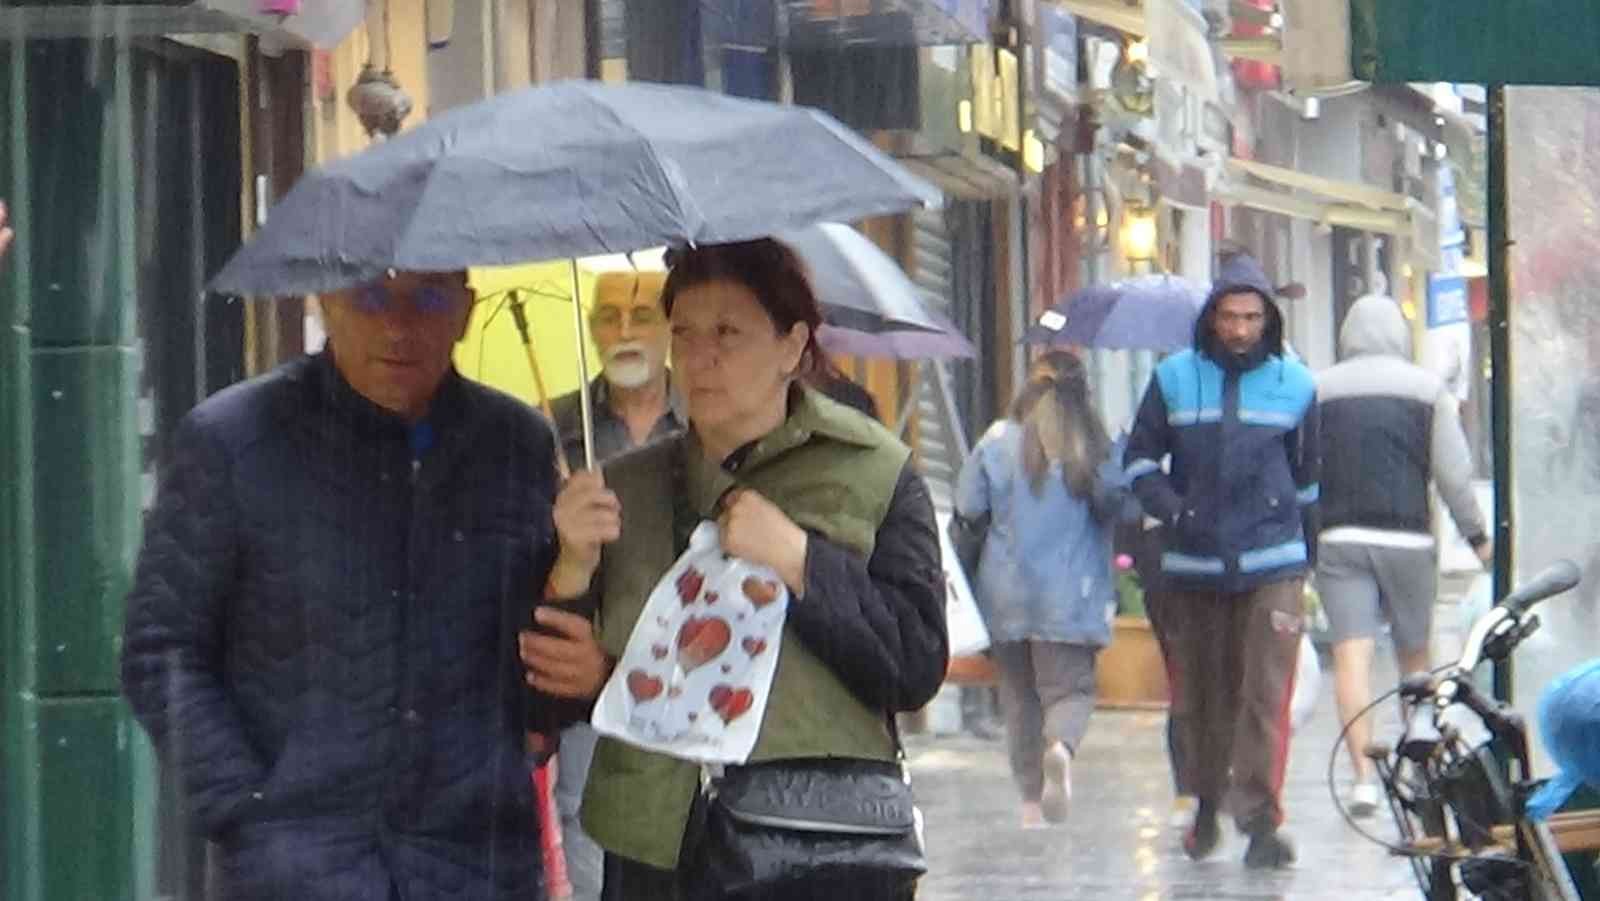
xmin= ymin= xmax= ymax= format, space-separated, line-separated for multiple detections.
xmin=604 ymin=341 xmax=650 ymax=363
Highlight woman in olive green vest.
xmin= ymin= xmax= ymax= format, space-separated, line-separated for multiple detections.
xmin=520 ymin=239 xmax=948 ymax=901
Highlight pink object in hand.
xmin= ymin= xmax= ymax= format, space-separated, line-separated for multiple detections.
xmin=1115 ymin=553 xmax=1135 ymax=571
xmin=258 ymin=0 xmax=301 ymax=14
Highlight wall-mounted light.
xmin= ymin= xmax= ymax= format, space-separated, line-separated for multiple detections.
xmin=1125 ymin=39 xmax=1149 ymax=66
xmin=1120 ymin=204 xmax=1159 ymax=265
xmin=957 ymin=99 xmax=974 ymax=134
xmin=1023 ymin=130 xmax=1046 ymax=174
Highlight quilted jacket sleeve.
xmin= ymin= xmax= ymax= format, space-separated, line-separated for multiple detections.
xmin=786 ymin=462 xmax=949 ymax=714
xmin=121 ymin=414 xmax=268 ymax=837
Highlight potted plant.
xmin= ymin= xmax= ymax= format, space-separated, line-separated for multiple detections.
xmin=1097 ymin=553 xmax=1171 ymax=709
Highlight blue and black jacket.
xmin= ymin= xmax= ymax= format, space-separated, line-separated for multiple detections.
xmin=1123 ymin=283 xmax=1320 ymax=592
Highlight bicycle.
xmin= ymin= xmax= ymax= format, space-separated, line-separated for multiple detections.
xmin=1337 ymin=559 xmax=1599 ymax=900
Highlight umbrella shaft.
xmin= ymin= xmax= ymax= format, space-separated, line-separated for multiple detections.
xmin=569 ymin=259 xmax=597 ymax=471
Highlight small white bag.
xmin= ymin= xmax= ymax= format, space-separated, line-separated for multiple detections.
xmin=934 ymin=511 xmax=991 ymax=658
xmin=590 ymin=522 xmax=789 ymax=765
xmin=1289 ymin=631 xmax=1321 ymax=733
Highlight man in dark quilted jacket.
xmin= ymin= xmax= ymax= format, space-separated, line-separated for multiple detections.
xmin=121 ymin=270 xmax=574 ymax=900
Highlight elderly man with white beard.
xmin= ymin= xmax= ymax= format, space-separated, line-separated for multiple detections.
xmin=545 ymin=268 xmax=684 ymax=901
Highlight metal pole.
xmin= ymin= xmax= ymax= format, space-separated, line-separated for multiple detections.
xmin=1487 ymin=84 xmax=1515 ymax=704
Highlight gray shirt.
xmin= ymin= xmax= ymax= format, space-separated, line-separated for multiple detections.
xmin=548 ymin=376 xmax=686 ymax=469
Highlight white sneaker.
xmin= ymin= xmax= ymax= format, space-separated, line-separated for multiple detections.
xmin=1041 ymin=742 xmax=1072 ymax=823
xmin=1348 ymin=781 xmax=1381 ymax=818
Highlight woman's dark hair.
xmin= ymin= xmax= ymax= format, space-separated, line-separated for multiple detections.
xmin=661 ymin=238 xmax=829 ymax=377
xmin=1008 ymin=353 xmax=1110 ymax=499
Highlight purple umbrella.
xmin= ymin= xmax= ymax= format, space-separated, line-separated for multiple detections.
xmin=1023 ymin=274 xmax=1208 ymax=351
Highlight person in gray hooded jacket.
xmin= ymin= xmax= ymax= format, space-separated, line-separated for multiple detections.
xmin=1315 ymin=293 xmax=1490 ymax=816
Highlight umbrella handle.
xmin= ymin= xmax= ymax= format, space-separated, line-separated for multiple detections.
xmin=507 ymin=293 xmax=570 ymax=479
xmin=509 ymin=293 xmax=557 ymax=420
xmin=568 ymin=259 xmax=597 ymax=471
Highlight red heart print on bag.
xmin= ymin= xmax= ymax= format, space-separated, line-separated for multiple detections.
xmin=741 ymin=636 xmax=767 ymax=658
xmin=708 ymin=684 xmax=755 ymax=724
xmin=741 ymin=576 xmax=780 ymax=608
xmin=676 ymin=567 xmax=705 ymax=606
xmin=626 ymin=669 xmax=663 ymax=703
xmin=677 ymin=616 xmax=731 ymax=671
xmin=651 ymin=644 xmax=669 ymax=660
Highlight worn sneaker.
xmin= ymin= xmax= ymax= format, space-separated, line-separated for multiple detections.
xmin=1348 ymin=782 xmax=1381 ymax=818
xmin=1169 ymin=795 xmax=1198 ymax=830
xmin=1020 ymin=801 xmax=1047 ymax=830
xmin=1183 ymin=803 xmax=1221 ymax=860
xmin=1243 ymin=829 xmax=1297 ymax=870
xmin=1040 ymin=742 xmax=1073 ymax=823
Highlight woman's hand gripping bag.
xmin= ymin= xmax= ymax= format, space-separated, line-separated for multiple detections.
xmin=591 ymin=522 xmax=789 ymax=765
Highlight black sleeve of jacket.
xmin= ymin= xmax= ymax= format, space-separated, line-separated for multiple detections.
xmin=785 ymin=462 xmax=949 ymax=714
xmin=1125 ymin=377 xmax=1183 ymax=526
xmin=1290 ymin=392 xmax=1322 ymax=565
xmin=120 ymin=415 xmax=268 ymax=838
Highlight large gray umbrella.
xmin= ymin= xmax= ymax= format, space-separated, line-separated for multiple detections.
xmin=208 ymin=80 xmax=940 ymax=298
xmin=208 ymin=80 xmax=939 ymax=469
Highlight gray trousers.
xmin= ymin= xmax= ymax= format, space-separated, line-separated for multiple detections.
xmin=991 ymin=640 xmax=1098 ymax=801
xmin=556 ymin=723 xmax=604 ymax=901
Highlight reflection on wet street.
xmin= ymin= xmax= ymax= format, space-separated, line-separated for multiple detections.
xmin=909 ymin=657 xmax=1421 ymax=900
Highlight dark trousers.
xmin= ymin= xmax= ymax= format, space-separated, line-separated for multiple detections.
xmin=602 ymin=853 xmax=916 ymax=901
xmin=991 ymin=640 xmax=1098 ymax=801
xmin=1143 ymin=587 xmax=1193 ymax=796
xmin=1166 ymin=578 xmax=1304 ymax=832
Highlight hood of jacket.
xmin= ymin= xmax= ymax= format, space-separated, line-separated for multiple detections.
xmin=1194 ymin=253 xmax=1284 ymax=368
xmin=1338 ymin=293 xmax=1412 ymax=361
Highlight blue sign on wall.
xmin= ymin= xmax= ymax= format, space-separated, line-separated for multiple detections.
xmin=1428 ymin=274 xmax=1469 ymax=327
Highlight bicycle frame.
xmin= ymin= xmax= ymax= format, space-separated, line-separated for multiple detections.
xmin=1367 ymin=560 xmax=1584 ymax=901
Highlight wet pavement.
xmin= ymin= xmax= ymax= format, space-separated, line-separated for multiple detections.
xmin=903 ymin=599 xmax=1478 ymax=901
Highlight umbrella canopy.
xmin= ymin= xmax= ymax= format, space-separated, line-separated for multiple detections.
xmin=775 ymin=222 xmax=975 ymax=360
xmin=1022 ymin=274 xmax=1208 ymax=352
xmin=209 ymin=80 xmax=941 ymax=297
xmin=778 ymin=222 xmax=945 ymax=334
xmin=816 ymin=321 xmax=976 ymax=360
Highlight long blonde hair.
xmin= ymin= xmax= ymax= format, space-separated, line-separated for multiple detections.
xmin=1010 ymin=355 xmax=1108 ymax=498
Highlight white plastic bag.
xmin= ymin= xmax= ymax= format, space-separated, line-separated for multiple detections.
xmin=934 ymin=511 xmax=991 ymax=657
xmin=590 ymin=522 xmax=789 ymax=765
xmin=1290 ymin=631 xmax=1321 ymax=733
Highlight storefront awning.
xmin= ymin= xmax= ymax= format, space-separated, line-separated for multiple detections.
xmin=1280 ymin=0 xmax=1600 ymax=91
xmin=0 ymin=0 xmax=365 ymax=48
xmin=1217 ymin=157 xmax=1440 ymax=266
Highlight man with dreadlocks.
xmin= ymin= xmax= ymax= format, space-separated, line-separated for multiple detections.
xmin=1122 ymin=253 xmax=1320 ymax=870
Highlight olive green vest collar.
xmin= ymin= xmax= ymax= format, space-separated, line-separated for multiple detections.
xmin=682 ymin=385 xmax=883 ymax=518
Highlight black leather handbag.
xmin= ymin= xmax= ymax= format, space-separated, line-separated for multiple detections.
xmin=691 ymin=755 xmax=926 ymax=897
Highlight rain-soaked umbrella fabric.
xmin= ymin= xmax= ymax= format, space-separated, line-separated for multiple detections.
xmin=816 ymin=321 xmax=976 ymax=360
xmin=208 ymin=80 xmax=941 ymax=297
xmin=778 ymin=222 xmax=945 ymax=335
xmin=1022 ymin=274 xmax=1208 ymax=351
